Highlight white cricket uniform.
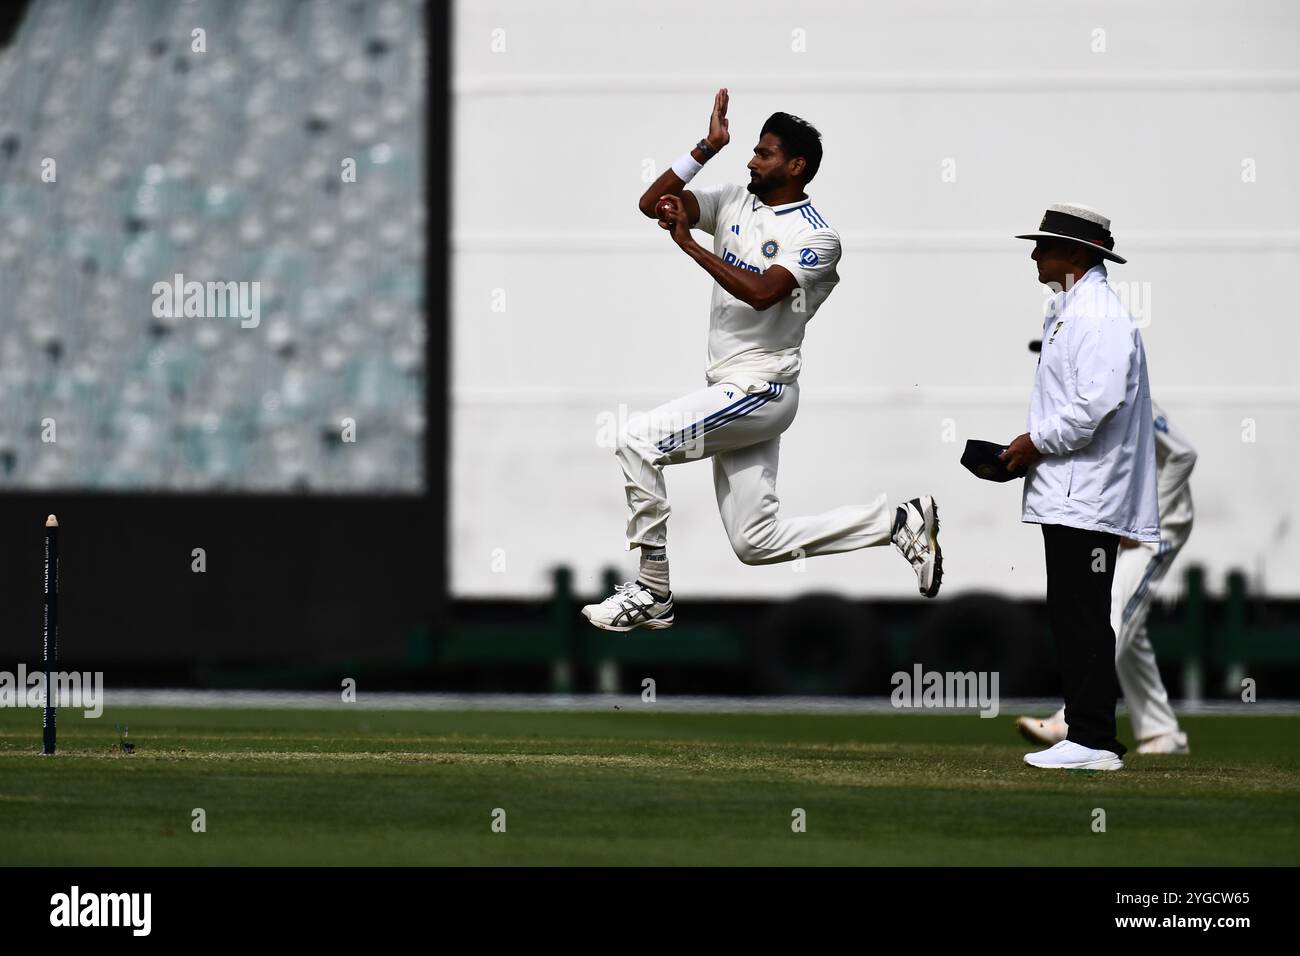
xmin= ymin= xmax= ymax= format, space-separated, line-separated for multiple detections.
xmin=1111 ymin=401 xmax=1196 ymax=739
xmin=614 ymin=182 xmax=892 ymax=563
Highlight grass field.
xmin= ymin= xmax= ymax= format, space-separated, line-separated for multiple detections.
xmin=1 ymin=706 xmax=1297 ymax=865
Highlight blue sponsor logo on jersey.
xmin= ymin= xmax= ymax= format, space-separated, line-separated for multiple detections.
xmin=730 ymin=224 xmax=741 ymax=235
xmin=799 ymin=247 xmax=819 ymax=267
xmin=722 ymin=248 xmax=762 ymax=273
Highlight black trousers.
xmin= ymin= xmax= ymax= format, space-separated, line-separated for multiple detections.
xmin=1041 ymin=523 xmax=1126 ymax=757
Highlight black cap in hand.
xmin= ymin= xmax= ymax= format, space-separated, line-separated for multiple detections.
xmin=960 ymin=439 xmax=1026 ymax=482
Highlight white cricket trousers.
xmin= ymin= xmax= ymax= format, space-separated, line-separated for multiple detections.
xmin=1112 ymin=538 xmax=1185 ymax=739
xmin=614 ymin=379 xmax=893 ymax=565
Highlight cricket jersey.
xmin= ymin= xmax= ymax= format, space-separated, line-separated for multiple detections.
xmin=1151 ymin=401 xmax=1196 ymax=546
xmin=689 ymin=182 xmax=841 ymax=391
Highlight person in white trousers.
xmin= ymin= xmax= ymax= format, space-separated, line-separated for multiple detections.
xmin=581 ymin=90 xmax=942 ymax=632
xmin=1017 ymin=401 xmax=1197 ymax=754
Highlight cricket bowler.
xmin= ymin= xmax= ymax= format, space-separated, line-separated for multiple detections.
xmin=582 ymin=89 xmax=942 ymax=632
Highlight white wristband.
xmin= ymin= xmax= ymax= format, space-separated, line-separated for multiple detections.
xmin=671 ymin=152 xmax=703 ymax=183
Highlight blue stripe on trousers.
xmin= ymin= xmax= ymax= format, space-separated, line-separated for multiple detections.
xmin=1121 ymin=541 xmax=1173 ymax=625
xmin=655 ymin=383 xmax=781 ymax=455
xmin=655 ymin=387 xmax=764 ymax=453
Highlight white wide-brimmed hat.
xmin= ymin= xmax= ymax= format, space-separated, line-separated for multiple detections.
xmin=1015 ymin=202 xmax=1126 ymax=264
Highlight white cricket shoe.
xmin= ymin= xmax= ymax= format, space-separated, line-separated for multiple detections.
xmin=1137 ymin=730 xmax=1189 ymax=755
xmin=581 ymin=581 xmax=674 ymax=632
xmin=1024 ymin=740 xmax=1123 ymax=770
xmin=1016 ymin=708 xmax=1068 ymax=746
xmin=891 ymin=496 xmax=943 ymax=598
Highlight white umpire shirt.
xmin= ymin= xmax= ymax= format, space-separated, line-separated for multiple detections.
xmin=1023 ymin=264 xmax=1160 ymax=541
xmin=689 ymin=182 xmax=841 ymax=393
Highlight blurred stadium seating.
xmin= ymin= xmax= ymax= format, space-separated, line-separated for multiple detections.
xmin=0 ymin=0 xmax=425 ymax=491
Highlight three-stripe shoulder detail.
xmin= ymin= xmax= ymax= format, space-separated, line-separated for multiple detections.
xmin=799 ymin=205 xmax=830 ymax=229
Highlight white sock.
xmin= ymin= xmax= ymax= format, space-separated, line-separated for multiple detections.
xmin=638 ymin=546 xmax=670 ymax=601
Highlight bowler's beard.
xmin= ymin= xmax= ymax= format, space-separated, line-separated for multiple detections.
xmin=747 ymin=171 xmax=785 ymax=197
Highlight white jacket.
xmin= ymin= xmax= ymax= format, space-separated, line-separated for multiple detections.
xmin=1022 ymin=265 xmax=1160 ymax=541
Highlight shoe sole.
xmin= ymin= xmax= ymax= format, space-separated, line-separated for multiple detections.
xmin=1015 ymin=717 xmax=1066 ymax=746
xmin=584 ymin=614 xmax=674 ymax=633
xmin=922 ymin=497 xmax=943 ymax=599
xmin=1024 ymin=755 xmax=1124 ymax=770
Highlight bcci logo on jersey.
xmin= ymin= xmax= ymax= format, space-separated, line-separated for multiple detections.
xmin=761 ymin=239 xmax=780 ymax=259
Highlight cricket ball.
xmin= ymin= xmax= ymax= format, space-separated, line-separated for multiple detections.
xmin=655 ymin=198 xmax=675 ymax=220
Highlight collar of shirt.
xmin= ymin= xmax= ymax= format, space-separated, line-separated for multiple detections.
xmin=751 ymin=194 xmax=813 ymax=215
xmin=1046 ymin=262 xmax=1108 ymax=320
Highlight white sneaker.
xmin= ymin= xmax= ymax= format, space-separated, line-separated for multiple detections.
xmin=1024 ymin=740 xmax=1123 ymax=770
xmin=1016 ymin=708 xmax=1068 ymax=746
xmin=891 ymin=496 xmax=943 ymax=598
xmin=581 ymin=581 xmax=674 ymax=632
xmin=1137 ymin=730 xmax=1189 ymax=755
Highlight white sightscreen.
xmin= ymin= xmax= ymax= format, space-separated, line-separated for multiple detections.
xmin=452 ymin=0 xmax=1300 ymax=597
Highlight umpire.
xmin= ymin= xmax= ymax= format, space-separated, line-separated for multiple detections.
xmin=1000 ymin=202 xmax=1160 ymax=771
